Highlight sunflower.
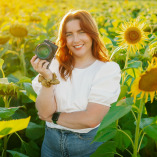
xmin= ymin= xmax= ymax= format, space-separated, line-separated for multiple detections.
xmin=117 ymin=19 xmax=148 ymax=54
xmin=130 ymin=57 xmax=157 ymax=103
xmin=0 ymin=35 xmax=10 ymax=45
xmin=9 ymin=23 xmax=28 ymax=38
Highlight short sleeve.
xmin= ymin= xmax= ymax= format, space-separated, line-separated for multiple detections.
xmin=32 ymin=74 xmax=41 ymax=95
xmin=31 ymin=58 xmax=59 ymax=95
xmin=88 ymin=62 xmax=121 ymax=107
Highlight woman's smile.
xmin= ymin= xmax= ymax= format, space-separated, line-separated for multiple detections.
xmin=73 ymin=44 xmax=84 ymax=49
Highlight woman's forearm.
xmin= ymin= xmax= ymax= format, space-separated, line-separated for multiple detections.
xmin=57 ymin=111 xmax=94 ymax=129
xmin=35 ymin=85 xmax=57 ymax=118
xmin=56 ymin=103 xmax=109 ymax=129
xmin=44 ymin=103 xmax=109 ymax=129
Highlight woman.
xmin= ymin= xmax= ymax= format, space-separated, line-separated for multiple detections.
xmin=31 ymin=10 xmax=121 ymax=157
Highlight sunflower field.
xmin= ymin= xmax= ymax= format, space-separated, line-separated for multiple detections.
xmin=0 ymin=0 xmax=157 ymax=157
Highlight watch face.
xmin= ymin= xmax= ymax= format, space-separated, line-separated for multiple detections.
xmin=52 ymin=112 xmax=60 ymax=121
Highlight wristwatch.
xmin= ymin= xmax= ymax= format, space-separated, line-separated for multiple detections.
xmin=52 ymin=112 xmax=61 ymax=124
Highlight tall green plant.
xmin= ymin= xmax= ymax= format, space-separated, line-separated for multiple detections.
xmin=0 ymin=59 xmax=31 ymax=157
xmin=91 ymin=57 xmax=157 ymax=157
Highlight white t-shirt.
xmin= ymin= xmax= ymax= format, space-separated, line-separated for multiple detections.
xmin=32 ymin=58 xmax=121 ymax=133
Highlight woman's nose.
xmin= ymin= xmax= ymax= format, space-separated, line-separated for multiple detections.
xmin=73 ymin=34 xmax=80 ymax=43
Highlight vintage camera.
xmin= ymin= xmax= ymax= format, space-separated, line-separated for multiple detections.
xmin=35 ymin=39 xmax=58 ymax=62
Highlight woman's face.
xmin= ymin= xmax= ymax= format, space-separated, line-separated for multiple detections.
xmin=65 ymin=19 xmax=93 ymax=60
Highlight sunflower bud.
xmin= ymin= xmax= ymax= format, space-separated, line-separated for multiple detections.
xmin=30 ymin=14 xmax=41 ymax=23
xmin=0 ymin=78 xmax=20 ymax=97
xmin=151 ymin=47 xmax=157 ymax=57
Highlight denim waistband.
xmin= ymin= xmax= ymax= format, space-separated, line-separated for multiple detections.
xmin=46 ymin=125 xmax=76 ymax=134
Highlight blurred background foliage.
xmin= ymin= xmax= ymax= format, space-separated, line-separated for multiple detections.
xmin=0 ymin=0 xmax=157 ymax=157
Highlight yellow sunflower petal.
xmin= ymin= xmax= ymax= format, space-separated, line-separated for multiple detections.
xmin=150 ymin=92 xmax=155 ymax=103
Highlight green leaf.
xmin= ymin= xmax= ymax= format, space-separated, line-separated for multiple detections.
xmin=144 ymin=124 xmax=157 ymax=142
xmin=138 ymin=117 xmax=157 ymax=142
xmin=98 ymin=99 xmax=132 ymax=132
xmin=127 ymin=60 xmax=142 ymax=69
xmin=12 ymin=71 xmax=30 ymax=81
xmin=7 ymin=74 xmax=19 ymax=83
xmin=139 ymin=117 xmax=157 ymax=128
xmin=149 ymin=40 xmax=157 ymax=49
xmin=7 ymin=150 xmax=29 ymax=157
xmin=0 ymin=128 xmax=12 ymax=136
xmin=118 ymin=112 xmax=136 ymax=135
xmin=22 ymin=141 xmax=40 ymax=157
xmin=118 ymin=85 xmax=128 ymax=100
xmin=23 ymin=83 xmax=37 ymax=102
xmin=121 ymin=60 xmax=143 ymax=77
xmin=93 ymin=122 xmax=117 ymax=143
xmin=110 ymin=46 xmax=124 ymax=59
xmin=0 ymin=44 xmax=9 ymax=58
xmin=90 ymin=141 xmax=117 ymax=157
xmin=0 ymin=107 xmax=19 ymax=119
xmin=25 ymin=122 xmax=44 ymax=140
xmin=0 ymin=117 xmax=30 ymax=138
xmin=114 ymin=130 xmax=132 ymax=151
xmin=46 ymin=19 xmax=55 ymax=31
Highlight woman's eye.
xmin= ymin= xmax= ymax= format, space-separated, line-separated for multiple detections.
xmin=80 ymin=31 xmax=85 ymax=33
xmin=66 ymin=33 xmax=72 ymax=37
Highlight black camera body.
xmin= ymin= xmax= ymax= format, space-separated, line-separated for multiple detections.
xmin=35 ymin=39 xmax=58 ymax=62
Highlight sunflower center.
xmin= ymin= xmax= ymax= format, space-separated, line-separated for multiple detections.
xmin=139 ymin=68 xmax=157 ymax=91
xmin=124 ymin=27 xmax=142 ymax=44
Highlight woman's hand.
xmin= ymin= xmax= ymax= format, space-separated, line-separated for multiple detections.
xmin=30 ymin=55 xmax=52 ymax=80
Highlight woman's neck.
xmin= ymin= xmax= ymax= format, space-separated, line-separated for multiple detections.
xmin=74 ymin=56 xmax=96 ymax=69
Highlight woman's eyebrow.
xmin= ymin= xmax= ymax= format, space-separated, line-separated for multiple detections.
xmin=65 ymin=29 xmax=83 ymax=34
xmin=65 ymin=31 xmax=72 ymax=34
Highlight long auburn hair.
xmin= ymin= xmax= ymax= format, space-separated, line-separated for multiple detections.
xmin=56 ymin=10 xmax=109 ymax=80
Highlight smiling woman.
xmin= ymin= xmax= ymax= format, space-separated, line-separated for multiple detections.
xmin=56 ymin=10 xmax=109 ymax=80
xmin=31 ymin=10 xmax=121 ymax=157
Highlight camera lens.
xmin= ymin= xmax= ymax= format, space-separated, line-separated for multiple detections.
xmin=35 ymin=43 xmax=52 ymax=60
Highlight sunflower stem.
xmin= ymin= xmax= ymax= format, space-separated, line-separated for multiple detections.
xmin=0 ymin=67 xmax=5 ymax=78
xmin=122 ymin=51 xmax=129 ymax=85
xmin=131 ymin=109 xmax=137 ymax=122
xmin=17 ymin=38 xmax=27 ymax=76
xmin=2 ymin=96 xmax=10 ymax=157
xmin=4 ymin=96 xmax=9 ymax=108
xmin=15 ymin=132 xmax=24 ymax=143
xmin=2 ymin=136 xmax=7 ymax=157
xmin=124 ymin=51 xmax=129 ymax=69
xmin=137 ymin=132 xmax=146 ymax=152
xmin=21 ymin=47 xmax=27 ymax=76
xmin=132 ymin=96 xmax=145 ymax=157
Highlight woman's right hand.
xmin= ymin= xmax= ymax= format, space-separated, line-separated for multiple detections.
xmin=30 ymin=55 xmax=53 ymax=80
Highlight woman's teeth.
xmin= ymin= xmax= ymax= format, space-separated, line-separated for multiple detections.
xmin=74 ymin=44 xmax=83 ymax=48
